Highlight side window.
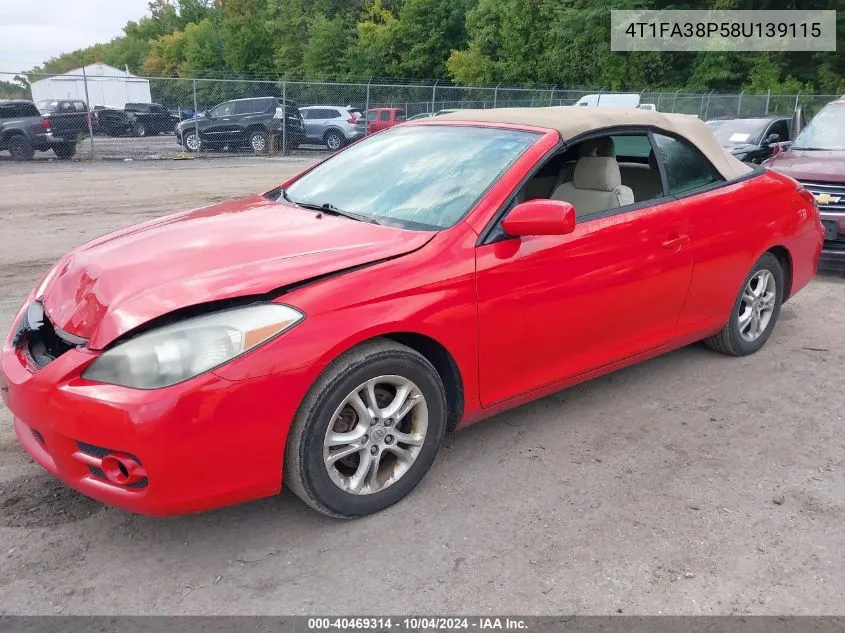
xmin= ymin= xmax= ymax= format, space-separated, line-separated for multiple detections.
xmin=367 ymin=110 xmax=377 ymax=121
xmin=652 ymin=133 xmax=722 ymax=195
xmin=612 ymin=135 xmax=651 ymax=160
xmin=767 ymin=120 xmax=789 ymax=144
xmin=210 ymin=102 xmax=234 ymax=117
xmin=380 ymin=111 xmax=390 ymax=121
xmin=233 ymin=100 xmax=258 ymax=115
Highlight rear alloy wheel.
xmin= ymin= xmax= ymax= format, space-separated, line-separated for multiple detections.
xmin=285 ymin=339 xmax=447 ymax=518
xmin=249 ymin=130 xmax=269 ymax=153
xmin=134 ymin=122 xmax=147 ymax=137
xmin=53 ymin=142 xmax=76 ymax=160
xmin=325 ymin=130 xmax=344 ymax=151
xmin=704 ymin=252 xmax=784 ymax=356
xmin=183 ymin=131 xmax=201 ymax=152
xmin=8 ymin=135 xmax=34 ymax=161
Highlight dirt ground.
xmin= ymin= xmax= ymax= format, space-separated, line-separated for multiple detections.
xmin=1 ymin=159 xmax=844 ymax=616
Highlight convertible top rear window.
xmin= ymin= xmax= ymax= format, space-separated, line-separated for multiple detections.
xmin=285 ymin=125 xmax=540 ymax=230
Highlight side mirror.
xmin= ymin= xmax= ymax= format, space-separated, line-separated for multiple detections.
xmin=501 ymin=199 xmax=576 ymax=237
xmin=766 ymin=133 xmax=780 ymax=145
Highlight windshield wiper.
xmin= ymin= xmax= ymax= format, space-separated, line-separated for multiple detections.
xmin=291 ymin=200 xmax=381 ymax=225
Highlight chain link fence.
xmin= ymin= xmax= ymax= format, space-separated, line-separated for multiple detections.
xmin=1 ymin=70 xmax=840 ymax=161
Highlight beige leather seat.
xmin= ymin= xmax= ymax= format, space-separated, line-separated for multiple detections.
xmin=619 ymin=151 xmax=664 ymax=202
xmin=551 ymin=138 xmax=634 ymax=216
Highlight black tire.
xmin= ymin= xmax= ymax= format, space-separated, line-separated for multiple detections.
xmin=248 ymin=129 xmax=269 ymax=154
xmin=324 ymin=130 xmax=344 ymax=151
xmin=285 ymin=338 xmax=447 ymax=518
xmin=133 ymin=122 xmax=147 ymax=137
xmin=53 ymin=142 xmax=76 ymax=160
xmin=704 ymin=252 xmax=784 ymax=356
xmin=7 ymin=135 xmax=34 ymax=161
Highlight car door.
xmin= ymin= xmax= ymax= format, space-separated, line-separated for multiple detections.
xmin=663 ymin=132 xmax=781 ymax=336
xmin=475 ymin=133 xmax=693 ymax=406
xmin=203 ymin=101 xmax=238 ymax=143
xmin=760 ymin=119 xmax=790 ymax=162
xmin=301 ymin=108 xmax=317 ymax=140
xmin=314 ymin=108 xmax=334 ymax=140
xmin=149 ymin=104 xmax=168 ymax=132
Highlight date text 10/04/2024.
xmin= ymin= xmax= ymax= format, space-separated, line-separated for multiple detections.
xmin=307 ymin=617 xmax=528 ymax=630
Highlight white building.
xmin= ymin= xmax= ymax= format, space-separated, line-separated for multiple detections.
xmin=30 ymin=63 xmax=152 ymax=109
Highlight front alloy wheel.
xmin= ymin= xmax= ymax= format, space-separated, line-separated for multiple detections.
xmin=325 ymin=130 xmax=343 ymax=151
xmin=249 ymin=130 xmax=269 ymax=153
xmin=323 ymin=376 xmax=428 ymax=495
xmin=285 ymin=339 xmax=447 ymax=518
xmin=184 ymin=131 xmax=201 ymax=152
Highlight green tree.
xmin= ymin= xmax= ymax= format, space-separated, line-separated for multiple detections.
xmin=302 ymin=14 xmax=353 ymax=79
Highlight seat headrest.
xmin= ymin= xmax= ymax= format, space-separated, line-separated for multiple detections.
xmin=573 ymin=156 xmax=622 ymax=192
xmin=579 ymin=137 xmax=615 ymax=157
xmin=648 ymin=149 xmax=659 ymax=170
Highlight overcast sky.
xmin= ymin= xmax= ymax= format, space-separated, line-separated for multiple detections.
xmin=0 ymin=0 xmax=152 ymax=75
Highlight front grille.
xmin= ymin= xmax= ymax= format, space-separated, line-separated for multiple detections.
xmin=799 ymin=180 xmax=845 ymax=214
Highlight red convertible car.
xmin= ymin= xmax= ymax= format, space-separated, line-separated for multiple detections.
xmin=1 ymin=108 xmax=823 ymax=518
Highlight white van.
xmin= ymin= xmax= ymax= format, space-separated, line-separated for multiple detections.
xmin=573 ymin=93 xmax=641 ymax=108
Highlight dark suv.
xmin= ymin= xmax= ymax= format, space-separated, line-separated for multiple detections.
xmin=175 ymin=97 xmax=306 ymax=153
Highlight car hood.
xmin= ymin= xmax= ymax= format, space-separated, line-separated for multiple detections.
xmin=764 ymin=148 xmax=845 ymax=182
xmin=39 ymin=195 xmax=435 ymax=349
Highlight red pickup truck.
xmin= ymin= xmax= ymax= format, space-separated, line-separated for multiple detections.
xmin=365 ymin=107 xmax=406 ymax=133
xmin=764 ymin=97 xmax=845 ymax=271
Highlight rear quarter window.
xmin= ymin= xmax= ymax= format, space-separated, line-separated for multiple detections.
xmin=653 ymin=133 xmax=723 ymax=195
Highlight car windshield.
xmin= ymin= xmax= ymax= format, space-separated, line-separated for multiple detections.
xmin=792 ymin=104 xmax=845 ymax=151
xmin=36 ymin=100 xmax=59 ymax=113
xmin=285 ymin=125 xmax=539 ymax=230
xmin=706 ymin=119 xmax=770 ymax=145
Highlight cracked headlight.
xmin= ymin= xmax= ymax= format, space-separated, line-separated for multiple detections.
xmin=83 ymin=304 xmax=304 ymax=389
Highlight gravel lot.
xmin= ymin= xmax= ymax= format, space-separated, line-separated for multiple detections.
xmin=0 ymin=159 xmax=844 ymax=616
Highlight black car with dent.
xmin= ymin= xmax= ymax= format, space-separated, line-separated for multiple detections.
xmin=706 ymin=116 xmax=792 ymax=164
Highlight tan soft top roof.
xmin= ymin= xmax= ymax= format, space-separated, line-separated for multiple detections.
xmin=435 ymin=106 xmax=752 ymax=181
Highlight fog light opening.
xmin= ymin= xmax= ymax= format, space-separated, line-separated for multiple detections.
xmin=101 ymin=453 xmax=144 ymax=486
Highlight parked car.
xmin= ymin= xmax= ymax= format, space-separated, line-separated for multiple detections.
xmin=407 ymin=112 xmax=433 ymax=121
xmin=175 ymin=97 xmax=306 ymax=153
xmin=0 ymin=99 xmax=83 ymax=160
xmin=764 ymin=97 xmax=845 ymax=270
xmin=706 ymin=116 xmax=791 ymax=164
xmin=365 ymin=107 xmax=406 ymax=133
xmin=2 ymin=108 xmax=821 ymax=518
xmin=573 ymin=93 xmax=642 ymax=108
xmin=300 ymin=106 xmax=363 ymax=150
xmin=94 ymin=103 xmax=181 ymax=137
xmin=34 ymin=99 xmax=90 ymax=149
